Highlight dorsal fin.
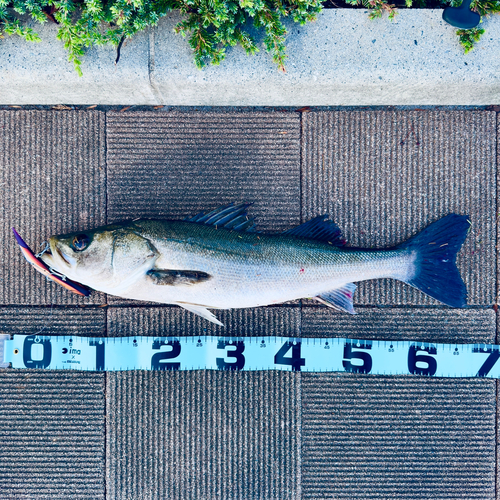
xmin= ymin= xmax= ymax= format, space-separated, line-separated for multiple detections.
xmin=314 ymin=284 xmax=357 ymax=314
xmin=283 ymin=215 xmax=347 ymax=246
xmin=186 ymin=203 xmax=256 ymax=232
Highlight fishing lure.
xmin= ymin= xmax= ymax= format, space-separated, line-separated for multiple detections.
xmin=12 ymin=228 xmax=91 ymax=297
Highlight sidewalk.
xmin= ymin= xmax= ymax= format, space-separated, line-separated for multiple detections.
xmin=1 ymin=11 xmax=500 ymax=105
xmin=0 ymin=108 xmax=497 ymax=499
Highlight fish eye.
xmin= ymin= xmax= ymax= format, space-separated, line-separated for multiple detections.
xmin=72 ymin=234 xmax=90 ymax=252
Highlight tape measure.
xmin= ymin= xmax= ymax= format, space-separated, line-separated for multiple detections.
xmin=1 ymin=333 xmax=500 ymax=378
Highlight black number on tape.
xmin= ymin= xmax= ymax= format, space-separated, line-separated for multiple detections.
xmin=274 ymin=341 xmax=305 ymax=372
xmin=407 ymin=345 xmax=437 ymax=376
xmin=89 ymin=339 xmax=105 ymax=371
xmin=151 ymin=339 xmax=181 ymax=371
xmin=23 ymin=336 xmax=52 ymax=369
xmin=342 ymin=343 xmax=372 ymax=374
xmin=473 ymin=347 xmax=500 ymax=377
xmin=216 ymin=340 xmax=245 ymax=371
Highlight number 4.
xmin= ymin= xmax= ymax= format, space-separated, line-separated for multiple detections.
xmin=274 ymin=341 xmax=305 ymax=372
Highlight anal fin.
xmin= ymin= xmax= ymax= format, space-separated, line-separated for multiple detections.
xmin=314 ymin=283 xmax=357 ymax=314
xmin=178 ymin=303 xmax=224 ymax=327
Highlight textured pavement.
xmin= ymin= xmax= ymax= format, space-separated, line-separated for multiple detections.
xmin=0 ymin=108 xmax=497 ymax=499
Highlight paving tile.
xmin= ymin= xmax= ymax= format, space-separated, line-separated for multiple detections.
xmin=497 ymin=112 xmax=500 ymax=308
xmin=107 ymin=305 xmax=300 ymax=337
xmin=302 ymin=110 xmax=496 ymax=306
xmin=302 ymin=375 xmax=495 ymax=500
xmin=106 ymin=306 xmax=301 ymax=500
xmin=497 ymin=311 xmax=500 ymax=500
xmin=0 ymin=306 xmax=107 ymax=337
xmin=301 ymin=306 xmax=496 ymax=343
xmin=106 ymin=111 xmax=300 ymax=231
xmin=0 ymin=307 xmax=106 ymax=500
xmin=0 ymin=111 xmax=106 ymax=305
xmin=301 ymin=306 xmax=496 ymax=499
xmin=497 ymin=380 xmax=500 ymax=500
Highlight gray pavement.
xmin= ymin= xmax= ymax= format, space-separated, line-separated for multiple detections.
xmin=0 ymin=108 xmax=497 ymax=499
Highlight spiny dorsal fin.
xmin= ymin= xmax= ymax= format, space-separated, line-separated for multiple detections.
xmin=283 ymin=215 xmax=347 ymax=246
xmin=146 ymin=269 xmax=211 ymax=286
xmin=314 ymin=283 xmax=357 ymax=314
xmin=186 ymin=203 xmax=256 ymax=232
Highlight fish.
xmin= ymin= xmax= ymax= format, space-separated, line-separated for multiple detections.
xmin=37 ymin=204 xmax=470 ymax=326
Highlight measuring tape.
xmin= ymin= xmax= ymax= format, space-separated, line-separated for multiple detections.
xmin=1 ymin=334 xmax=500 ymax=378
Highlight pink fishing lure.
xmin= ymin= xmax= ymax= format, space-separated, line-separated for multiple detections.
xmin=12 ymin=228 xmax=91 ymax=297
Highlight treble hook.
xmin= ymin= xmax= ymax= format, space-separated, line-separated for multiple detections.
xmin=35 ymin=241 xmax=51 ymax=259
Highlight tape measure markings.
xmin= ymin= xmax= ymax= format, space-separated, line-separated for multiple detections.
xmin=1 ymin=334 xmax=500 ymax=378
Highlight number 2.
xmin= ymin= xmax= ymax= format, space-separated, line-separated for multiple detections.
xmin=151 ymin=340 xmax=181 ymax=371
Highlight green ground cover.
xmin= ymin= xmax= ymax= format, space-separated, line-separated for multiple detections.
xmin=0 ymin=0 xmax=498 ymax=74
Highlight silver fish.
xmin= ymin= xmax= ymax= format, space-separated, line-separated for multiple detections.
xmin=39 ymin=204 xmax=470 ymax=326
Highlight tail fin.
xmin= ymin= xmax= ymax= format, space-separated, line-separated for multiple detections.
xmin=398 ymin=214 xmax=470 ymax=308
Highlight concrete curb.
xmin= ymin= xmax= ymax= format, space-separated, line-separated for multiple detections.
xmin=0 ymin=10 xmax=499 ymax=105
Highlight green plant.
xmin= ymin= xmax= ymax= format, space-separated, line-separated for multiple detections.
xmin=457 ymin=26 xmax=485 ymax=52
xmin=452 ymin=0 xmax=500 ymax=51
xmin=344 ymin=0 xmax=396 ymax=19
xmin=0 ymin=0 xmax=322 ymax=75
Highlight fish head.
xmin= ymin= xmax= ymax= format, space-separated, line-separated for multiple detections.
xmin=40 ymin=227 xmax=116 ymax=285
xmin=40 ymin=223 xmax=158 ymax=291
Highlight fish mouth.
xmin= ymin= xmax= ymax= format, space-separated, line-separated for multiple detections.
xmin=38 ymin=246 xmax=67 ymax=271
xmin=42 ymin=240 xmax=76 ymax=270
xmin=56 ymin=247 xmax=70 ymax=265
xmin=55 ymin=245 xmax=78 ymax=268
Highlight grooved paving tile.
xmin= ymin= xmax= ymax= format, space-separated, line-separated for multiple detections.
xmin=106 ymin=306 xmax=301 ymax=500
xmin=301 ymin=306 xmax=496 ymax=343
xmin=302 ymin=111 xmax=496 ymax=306
xmin=301 ymin=307 xmax=496 ymax=499
xmin=497 ymin=378 xmax=500 ymax=500
xmin=302 ymin=375 xmax=495 ymax=500
xmin=498 ymin=379 xmax=500 ymax=500
xmin=107 ymin=305 xmax=300 ymax=337
xmin=106 ymin=111 xmax=300 ymax=231
xmin=497 ymin=112 xmax=500 ymax=308
xmin=0 ymin=111 xmax=106 ymax=305
xmin=0 ymin=307 xmax=106 ymax=500
xmin=0 ymin=306 xmax=106 ymax=337
xmin=497 ymin=116 xmax=500 ymax=500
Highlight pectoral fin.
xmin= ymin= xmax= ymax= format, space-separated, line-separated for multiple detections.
xmin=314 ymin=283 xmax=357 ymax=314
xmin=146 ymin=269 xmax=211 ymax=286
xmin=178 ymin=303 xmax=224 ymax=327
